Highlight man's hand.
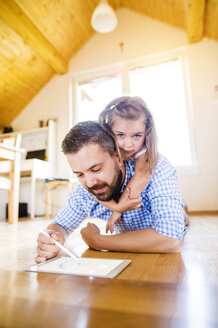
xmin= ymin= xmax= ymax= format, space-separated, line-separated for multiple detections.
xmin=80 ymin=223 xmax=101 ymax=250
xmin=35 ymin=230 xmax=65 ymax=263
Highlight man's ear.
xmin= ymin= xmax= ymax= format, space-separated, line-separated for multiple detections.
xmin=114 ymin=151 xmax=123 ymax=168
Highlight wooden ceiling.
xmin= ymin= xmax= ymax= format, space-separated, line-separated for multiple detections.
xmin=0 ymin=0 xmax=217 ymax=128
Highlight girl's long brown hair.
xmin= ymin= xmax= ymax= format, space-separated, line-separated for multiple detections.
xmin=99 ymin=96 xmax=158 ymax=172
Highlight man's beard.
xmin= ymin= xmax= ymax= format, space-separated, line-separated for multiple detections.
xmin=87 ymin=164 xmax=123 ymax=201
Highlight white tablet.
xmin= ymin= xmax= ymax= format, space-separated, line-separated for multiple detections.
xmin=26 ymin=256 xmax=131 ymax=278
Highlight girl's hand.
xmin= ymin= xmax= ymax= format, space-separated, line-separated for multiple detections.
xmin=116 ymin=187 xmax=142 ymax=212
xmin=106 ymin=211 xmax=122 ymax=234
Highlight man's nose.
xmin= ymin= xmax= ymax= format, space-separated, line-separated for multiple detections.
xmin=86 ymin=175 xmax=97 ymax=188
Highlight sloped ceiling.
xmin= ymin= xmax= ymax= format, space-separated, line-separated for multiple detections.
xmin=0 ymin=0 xmax=217 ymax=128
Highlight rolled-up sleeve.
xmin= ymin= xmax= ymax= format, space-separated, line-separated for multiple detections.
xmin=53 ymin=185 xmax=89 ymax=234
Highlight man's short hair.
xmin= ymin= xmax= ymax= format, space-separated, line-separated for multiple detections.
xmin=62 ymin=121 xmax=116 ymax=156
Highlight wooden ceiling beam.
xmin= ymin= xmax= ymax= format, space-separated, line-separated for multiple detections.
xmin=186 ymin=0 xmax=206 ymax=43
xmin=0 ymin=0 xmax=67 ymax=74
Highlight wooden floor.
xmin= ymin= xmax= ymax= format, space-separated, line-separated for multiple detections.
xmin=0 ymin=214 xmax=218 ymax=286
xmin=0 ymin=214 xmax=218 ymax=328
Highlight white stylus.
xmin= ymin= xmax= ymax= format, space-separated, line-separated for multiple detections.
xmin=32 ymin=223 xmax=79 ymax=259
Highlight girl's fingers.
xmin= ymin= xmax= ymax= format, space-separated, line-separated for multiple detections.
xmin=106 ymin=222 xmax=115 ymax=234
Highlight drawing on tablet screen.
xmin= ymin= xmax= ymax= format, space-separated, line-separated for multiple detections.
xmin=37 ymin=257 xmax=123 ymax=277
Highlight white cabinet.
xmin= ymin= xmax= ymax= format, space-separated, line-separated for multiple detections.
xmin=0 ymin=120 xmax=56 ymax=219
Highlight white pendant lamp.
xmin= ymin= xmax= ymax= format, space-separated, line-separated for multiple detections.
xmin=91 ymin=0 xmax=117 ymax=33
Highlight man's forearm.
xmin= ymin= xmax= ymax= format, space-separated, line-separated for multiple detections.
xmin=94 ymin=228 xmax=182 ymax=253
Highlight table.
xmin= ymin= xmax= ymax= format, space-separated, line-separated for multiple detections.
xmin=0 ymin=249 xmax=217 ymax=328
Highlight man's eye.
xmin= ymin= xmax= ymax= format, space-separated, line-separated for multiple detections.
xmin=92 ymin=168 xmax=101 ymax=173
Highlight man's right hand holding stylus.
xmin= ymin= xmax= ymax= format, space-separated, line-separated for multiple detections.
xmin=35 ymin=228 xmax=65 ymax=263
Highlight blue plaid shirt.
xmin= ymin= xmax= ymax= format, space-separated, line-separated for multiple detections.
xmin=53 ymin=154 xmax=185 ymax=240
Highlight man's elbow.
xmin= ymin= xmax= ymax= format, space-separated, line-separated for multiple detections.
xmin=167 ymin=238 xmax=182 ymax=253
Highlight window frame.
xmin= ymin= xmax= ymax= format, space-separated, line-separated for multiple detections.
xmin=70 ymin=48 xmax=198 ymax=176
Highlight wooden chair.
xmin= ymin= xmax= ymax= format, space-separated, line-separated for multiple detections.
xmin=0 ymin=134 xmax=22 ymax=224
xmin=44 ymin=178 xmax=76 ymax=219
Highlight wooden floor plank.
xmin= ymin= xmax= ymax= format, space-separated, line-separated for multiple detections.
xmin=145 ymin=253 xmax=186 ymax=284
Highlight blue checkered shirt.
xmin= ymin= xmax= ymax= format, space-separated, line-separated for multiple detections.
xmin=53 ymin=154 xmax=186 ymax=240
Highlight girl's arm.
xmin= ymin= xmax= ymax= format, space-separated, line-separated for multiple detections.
xmin=98 ymin=187 xmax=141 ymax=212
xmin=99 ymin=153 xmax=151 ymax=212
xmin=125 ymin=153 xmax=151 ymax=199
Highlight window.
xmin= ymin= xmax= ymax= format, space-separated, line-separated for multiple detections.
xmin=129 ymin=59 xmax=192 ymax=167
xmin=75 ymin=74 xmax=122 ymax=122
xmin=72 ymin=51 xmax=195 ymax=170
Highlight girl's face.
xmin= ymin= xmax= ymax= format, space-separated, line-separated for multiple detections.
xmin=112 ymin=116 xmax=146 ymax=156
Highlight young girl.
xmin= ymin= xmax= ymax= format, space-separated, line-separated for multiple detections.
xmin=99 ymin=96 xmax=158 ymax=234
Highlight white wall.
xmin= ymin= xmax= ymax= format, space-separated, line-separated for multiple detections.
xmin=179 ymin=41 xmax=218 ymax=210
xmin=1 ymin=8 xmax=217 ymax=218
xmin=0 ymin=74 xmax=72 ymax=218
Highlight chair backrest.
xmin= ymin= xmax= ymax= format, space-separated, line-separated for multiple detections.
xmin=0 ymin=134 xmax=22 ymax=224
